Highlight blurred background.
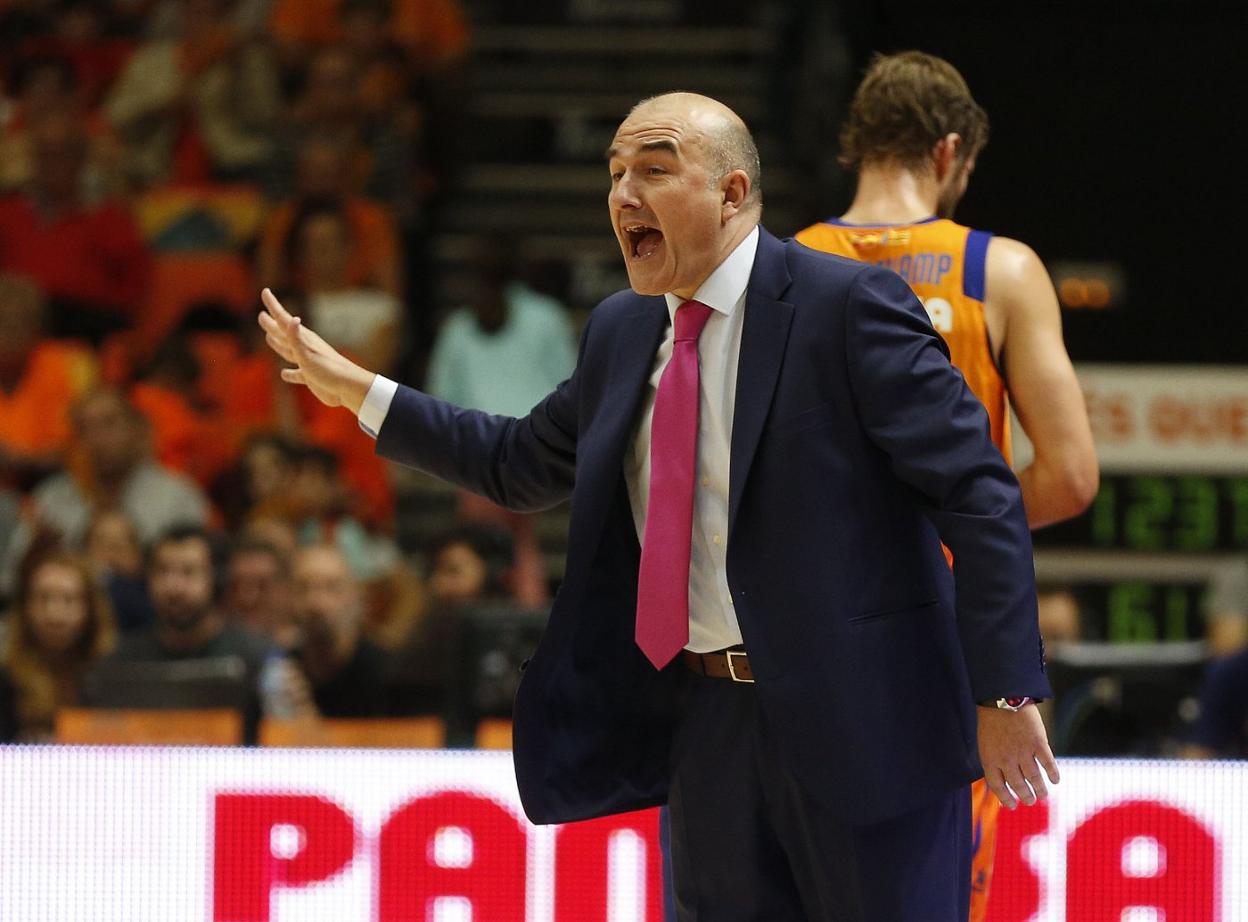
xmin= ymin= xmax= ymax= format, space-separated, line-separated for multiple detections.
xmin=0 ymin=0 xmax=1244 ymax=771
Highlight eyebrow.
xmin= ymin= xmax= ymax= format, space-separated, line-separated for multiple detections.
xmin=604 ymin=138 xmax=680 ymax=161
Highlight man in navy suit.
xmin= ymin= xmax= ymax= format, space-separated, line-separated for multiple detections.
xmin=259 ymin=92 xmax=1058 ymax=921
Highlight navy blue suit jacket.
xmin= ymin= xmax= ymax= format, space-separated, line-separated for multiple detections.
xmin=377 ymin=228 xmax=1050 ymax=827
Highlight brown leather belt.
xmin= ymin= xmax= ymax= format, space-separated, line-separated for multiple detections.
xmin=681 ymin=648 xmax=755 ymax=683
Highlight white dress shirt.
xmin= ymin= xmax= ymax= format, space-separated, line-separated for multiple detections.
xmin=357 ymin=225 xmax=760 ymax=652
xmin=624 ymin=226 xmax=757 ymax=652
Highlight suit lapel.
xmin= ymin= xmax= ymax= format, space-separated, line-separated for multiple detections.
xmin=575 ymin=295 xmax=667 ymax=545
xmin=729 ymin=230 xmax=794 ymax=532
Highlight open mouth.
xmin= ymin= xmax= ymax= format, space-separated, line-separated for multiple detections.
xmin=624 ymin=223 xmax=664 ymax=260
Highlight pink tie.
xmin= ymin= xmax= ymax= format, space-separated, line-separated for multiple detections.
xmin=636 ymin=299 xmax=715 ymax=669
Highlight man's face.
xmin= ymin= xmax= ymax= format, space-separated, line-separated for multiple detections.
xmin=74 ymin=394 xmax=140 ymax=478
xmin=226 ymin=551 xmax=289 ymax=635
xmin=607 ymin=101 xmax=733 ymax=298
xmin=149 ymin=538 xmax=216 ymax=632
xmin=292 ymin=548 xmax=360 ymax=649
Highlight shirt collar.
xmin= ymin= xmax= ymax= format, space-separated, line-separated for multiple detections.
xmin=663 ymin=224 xmax=760 ymax=321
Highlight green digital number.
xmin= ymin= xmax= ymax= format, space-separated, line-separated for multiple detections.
xmin=1163 ymin=586 xmax=1192 ymax=641
xmin=1228 ymin=478 xmax=1248 ymax=549
xmin=1124 ymin=478 xmax=1173 ymax=550
xmin=1107 ymin=582 xmax=1158 ymax=643
xmin=1090 ymin=477 xmax=1118 ymax=547
xmin=1175 ymin=476 xmax=1218 ymax=551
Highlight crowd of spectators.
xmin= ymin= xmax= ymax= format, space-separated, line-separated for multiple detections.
xmin=0 ymin=0 xmax=581 ymax=745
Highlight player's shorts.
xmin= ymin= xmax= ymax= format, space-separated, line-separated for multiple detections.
xmin=970 ymin=777 xmax=1002 ymax=922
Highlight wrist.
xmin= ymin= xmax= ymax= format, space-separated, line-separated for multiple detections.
xmin=977 ymin=696 xmax=1039 ymax=712
xmin=343 ymin=367 xmax=376 ymax=415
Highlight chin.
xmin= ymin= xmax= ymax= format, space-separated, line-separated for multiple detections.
xmin=624 ymin=268 xmax=668 ymax=297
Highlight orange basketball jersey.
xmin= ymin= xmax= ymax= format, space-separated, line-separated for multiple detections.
xmin=795 ymin=217 xmax=1011 ymax=464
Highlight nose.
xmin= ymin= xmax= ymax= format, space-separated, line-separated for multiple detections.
xmin=609 ymin=172 xmax=641 ymax=211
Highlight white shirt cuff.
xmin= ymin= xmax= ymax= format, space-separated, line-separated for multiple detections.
xmin=357 ymin=374 xmax=398 ymax=438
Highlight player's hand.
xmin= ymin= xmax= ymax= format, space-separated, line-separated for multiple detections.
xmin=976 ymin=703 xmax=1060 ymax=809
xmin=257 ymin=288 xmax=374 ymax=412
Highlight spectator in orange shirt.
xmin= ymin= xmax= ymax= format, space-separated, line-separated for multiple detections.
xmin=0 ymin=273 xmax=97 ymax=488
xmin=0 ymin=112 xmax=152 ymax=343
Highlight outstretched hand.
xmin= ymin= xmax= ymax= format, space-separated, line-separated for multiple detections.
xmin=977 ymin=704 xmax=1060 ymax=809
xmin=257 ymin=288 xmax=375 ymax=413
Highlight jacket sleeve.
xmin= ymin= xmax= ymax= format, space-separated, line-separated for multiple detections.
xmin=843 ymin=265 xmax=1051 ymax=702
xmin=373 ymin=316 xmax=589 ymax=513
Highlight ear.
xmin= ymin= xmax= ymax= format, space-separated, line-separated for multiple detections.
xmin=720 ymin=169 xmax=751 ymax=220
xmin=932 ymin=133 xmax=963 ymax=181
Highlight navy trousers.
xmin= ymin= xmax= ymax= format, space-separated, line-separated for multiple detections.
xmin=664 ymin=668 xmax=971 ymax=922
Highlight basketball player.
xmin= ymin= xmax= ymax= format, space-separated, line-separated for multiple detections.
xmin=795 ymin=51 xmax=1098 ymax=919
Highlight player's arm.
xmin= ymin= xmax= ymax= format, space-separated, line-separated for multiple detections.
xmin=987 ymin=237 xmax=1099 ymax=528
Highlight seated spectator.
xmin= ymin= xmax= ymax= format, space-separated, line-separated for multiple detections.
xmin=288 ymin=445 xmax=420 ymax=648
xmin=0 ymin=273 xmax=97 ymax=488
xmin=290 ymin=200 xmax=402 ymax=374
xmin=426 ymin=237 xmax=577 ymax=604
xmin=224 ymin=536 xmax=295 ymax=650
xmin=23 ymin=388 xmax=209 ymax=549
xmin=427 ymin=524 xmax=515 ymax=608
xmin=256 ymin=135 xmax=402 ymax=297
xmin=103 ymin=0 xmax=281 ymax=186
xmin=0 ymin=54 xmax=122 ymax=197
xmin=288 ymin=543 xmax=389 ymax=717
xmin=1 ymin=387 xmax=210 ymax=598
xmin=100 ymin=524 xmax=292 ymax=742
xmin=290 ymin=444 xmax=396 ymax=579
xmin=212 ymin=432 xmax=301 ymax=532
xmin=1183 ymin=647 xmax=1248 ymax=760
xmin=0 ymin=110 xmax=151 ymax=343
xmin=388 ymin=524 xmax=513 ymax=716
xmin=0 ymin=550 xmax=117 ymax=742
xmin=83 ymin=510 xmax=153 ymax=633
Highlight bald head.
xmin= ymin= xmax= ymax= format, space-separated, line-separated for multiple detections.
xmin=626 ymin=93 xmax=762 ymax=208
xmin=292 ymin=544 xmax=363 ymax=644
xmin=607 ymin=92 xmax=763 ymax=298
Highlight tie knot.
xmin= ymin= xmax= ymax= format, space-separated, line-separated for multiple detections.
xmin=674 ymin=300 xmax=714 ymax=342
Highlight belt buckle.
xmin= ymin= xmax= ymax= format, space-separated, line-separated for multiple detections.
xmin=726 ymin=650 xmax=754 ymax=683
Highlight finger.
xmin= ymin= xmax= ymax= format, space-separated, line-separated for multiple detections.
xmin=265 ymin=331 xmax=297 ymax=363
xmin=257 ymin=309 xmax=284 ymax=338
xmin=1038 ymin=747 xmax=1061 ymax=785
xmin=987 ymin=770 xmax=1018 ymax=811
xmin=1023 ymin=759 xmax=1050 ymax=802
xmin=261 ymin=287 xmax=293 ymax=324
xmin=280 ymin=367 xmax=305 ymax=385
xmin=1003 ymin=764 xmax=1037 ymax=806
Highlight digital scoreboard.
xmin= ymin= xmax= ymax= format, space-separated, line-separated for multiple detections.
xmin=1033 ymin=473 xmax=1248 ymax=553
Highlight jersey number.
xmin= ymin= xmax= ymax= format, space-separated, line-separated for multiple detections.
xmin=922 ymin=297 xmax=954 ymax=333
